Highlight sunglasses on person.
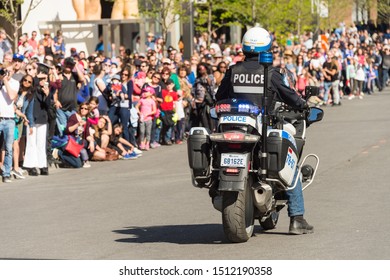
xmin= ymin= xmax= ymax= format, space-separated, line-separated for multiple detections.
xmin=153 ymin=76 xmax=161 ymax=80
xmin=23 ymin=79 xmax=33 ymax=84
xmin=121 ymin=72 xmax=129 ymax=76
xmin=80 ymin=106 xmax=89 ymax=110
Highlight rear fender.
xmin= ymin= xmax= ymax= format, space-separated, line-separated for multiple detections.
xmin=218 ymin=153 xmax=251 ymax=192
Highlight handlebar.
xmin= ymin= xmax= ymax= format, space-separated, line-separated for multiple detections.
xmin=273 ymin=105 xmax=308 ymax=124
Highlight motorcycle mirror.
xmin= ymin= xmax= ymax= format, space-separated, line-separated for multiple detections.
xmin=210 ymin=107 xmax=218 ymax=119
xmin=307 ymin=107 xmax=324 ymax=124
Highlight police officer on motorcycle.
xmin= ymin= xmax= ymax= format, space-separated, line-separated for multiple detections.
xmin=216 ymin=27 xmax=313 ymax=235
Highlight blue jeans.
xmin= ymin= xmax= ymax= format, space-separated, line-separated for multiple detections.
xmin=58 ymin=149 xmax=82 ymax=168
xmin=323 ymin=81 xmax=332 ymax=103
xmin=153 ymin=118 xmax=161 ymax=143
xmin=382 ymin=68 xmax=389 ymax=88
xmin=161 ymin=125 xmax=173 ymax=143
xmin=56 ymin=109 xmax=75 ymax=137
xmin=108 ymin=106 xmax=130 ymax=142
xmin=0 ymin=119 xmax=15 ymax=177
xmin=285 ymin=169 xmax=305 ymax=217
xmin=174 ymin=118 xmax=185 ymax=141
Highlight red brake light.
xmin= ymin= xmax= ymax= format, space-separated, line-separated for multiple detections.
xmin=223 ymin=132 xmax=245 ymax=141
xmin=225 ymin=168 xmax=240 ymax=175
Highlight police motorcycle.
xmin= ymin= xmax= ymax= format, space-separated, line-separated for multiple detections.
xmin=187 ymin=52 xmax=324 ymax=243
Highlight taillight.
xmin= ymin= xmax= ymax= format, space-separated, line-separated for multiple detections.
xmin=223 ymin=132 xmax=245 ymax=141
xmin=210 ymin=132 xmax=260 ymax=143
xmin=224 ymin=168 xmax=240 ymax=175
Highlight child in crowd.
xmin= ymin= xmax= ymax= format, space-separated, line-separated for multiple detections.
xmin=355 ymin=63 xmax=366 ymax=99
xmin=297 ymin=67 xmax=309 ymax=96
xmin=365 ymin=59 xmax=376 ymax=94
xmin=108 ymin=123 xmax=139 ymax=159
xmin=135 ymin=86 xmax=157 ymax=150
xmin=87 ymin=96 xmax=100 ymax=125
xmin=110 ymin=74 xmax=126 ymax=106
xmin=132 ymin=71 xmax=146 ymax=103
xmin=346 ymin=56 xmax=357 ymax=99
xmin=174 ymin=91 xmax=185 ymax=144
xmin=160 ymin=79 xmax=178 ymax=145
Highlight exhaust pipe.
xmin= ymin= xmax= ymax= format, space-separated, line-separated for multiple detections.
xmin=252 ymin=182 xmax=273 ymax=213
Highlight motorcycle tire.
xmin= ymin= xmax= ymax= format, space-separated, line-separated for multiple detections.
xmin=222 ymin=182 xmax=255 ymax=243
xmin=259 ymin=211 xmax=279 ymax=230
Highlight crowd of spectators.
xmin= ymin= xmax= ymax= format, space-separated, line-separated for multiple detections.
xmin=0 ymin=22 xmax=389 ymax=183
xmin=272 ymin=24 xmax=390 ymax=105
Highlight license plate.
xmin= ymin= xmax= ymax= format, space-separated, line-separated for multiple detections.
xmin=221 ymin=153 xmax=246 ymax=168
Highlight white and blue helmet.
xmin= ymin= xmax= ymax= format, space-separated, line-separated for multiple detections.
xmin=242 ymin=27 xmax=272 ymax=54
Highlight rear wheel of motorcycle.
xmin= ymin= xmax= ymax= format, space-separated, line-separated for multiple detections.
xmin=260 ymin=211 xmax=279 ymax=230
xmin=222 ymin=184 xmax=254 ymax=243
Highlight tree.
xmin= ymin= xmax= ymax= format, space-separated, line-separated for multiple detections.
xmin=194 ymin=0 xmax=235 ymax=47
xmin=377 ymin=0 xmax=390 ymax=25
xmin=139 ymin=0 xmax=190 ymax=53
xmin=0 ymin=0 xmax=43 ymax=51
xmin=193 ymin=0 xmax=315 ymax=45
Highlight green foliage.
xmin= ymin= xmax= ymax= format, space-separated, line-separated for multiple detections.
xmin=377 ymin=0 xmax=390 ymax=24
xmin=0 ymin=0 xmax=42 ymax=50
xmin=193 ymin=0 xmax=317 ymax=42
xmin=0 ymin=0 xmax=24 ymax=22
xmin=194 ymin=0 xmax=236 ymax=34
xmin=139 ymin=0 xmax=190 ymax=44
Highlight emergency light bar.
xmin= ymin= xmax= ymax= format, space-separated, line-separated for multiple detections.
xmin=215 ymin=101 xmax=260 ymax=115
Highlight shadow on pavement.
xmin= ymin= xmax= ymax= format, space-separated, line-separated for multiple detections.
xmin=113 ymin=224 xmax=230 ymax=244
xmin=113 ymin=224 xmax=289 ymax=244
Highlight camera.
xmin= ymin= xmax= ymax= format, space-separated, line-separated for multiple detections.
xmin=0 ymin=68 xmax=8 ymax=76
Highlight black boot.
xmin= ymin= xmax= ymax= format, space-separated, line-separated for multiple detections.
xmin=28 ymin=168 xmax=38 ymax=176
xmin=289 ymin=215 xmax=314 ymax=235
xmin=40 ymin=167 xmax=49 ymax=176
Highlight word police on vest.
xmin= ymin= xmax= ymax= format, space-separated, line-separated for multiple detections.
xmin=233 ymin=73 xmax=264 ymax=84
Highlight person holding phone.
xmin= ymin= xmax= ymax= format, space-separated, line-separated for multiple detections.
xmin=23 ymin=68 xmax=51 ymax=176
xmin=0 ymin=62 xmax=19 ymax=183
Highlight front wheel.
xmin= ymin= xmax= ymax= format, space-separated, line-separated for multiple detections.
xmin=222 ymin=183 xmax=255 ymax=243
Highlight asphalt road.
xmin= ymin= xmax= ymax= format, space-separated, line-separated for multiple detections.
xmin=0 ymin=88 xmax=389 ymax=260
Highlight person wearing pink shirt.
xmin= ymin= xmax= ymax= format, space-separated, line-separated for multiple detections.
xmin=27 ymin=31 xmax=38 ymax=56
xmin=135 ymin=86 xmax=157 ymax=150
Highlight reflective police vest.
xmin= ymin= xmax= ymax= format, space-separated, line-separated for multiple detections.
xmin=230 ymin=61 xmax=265 ymax=105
